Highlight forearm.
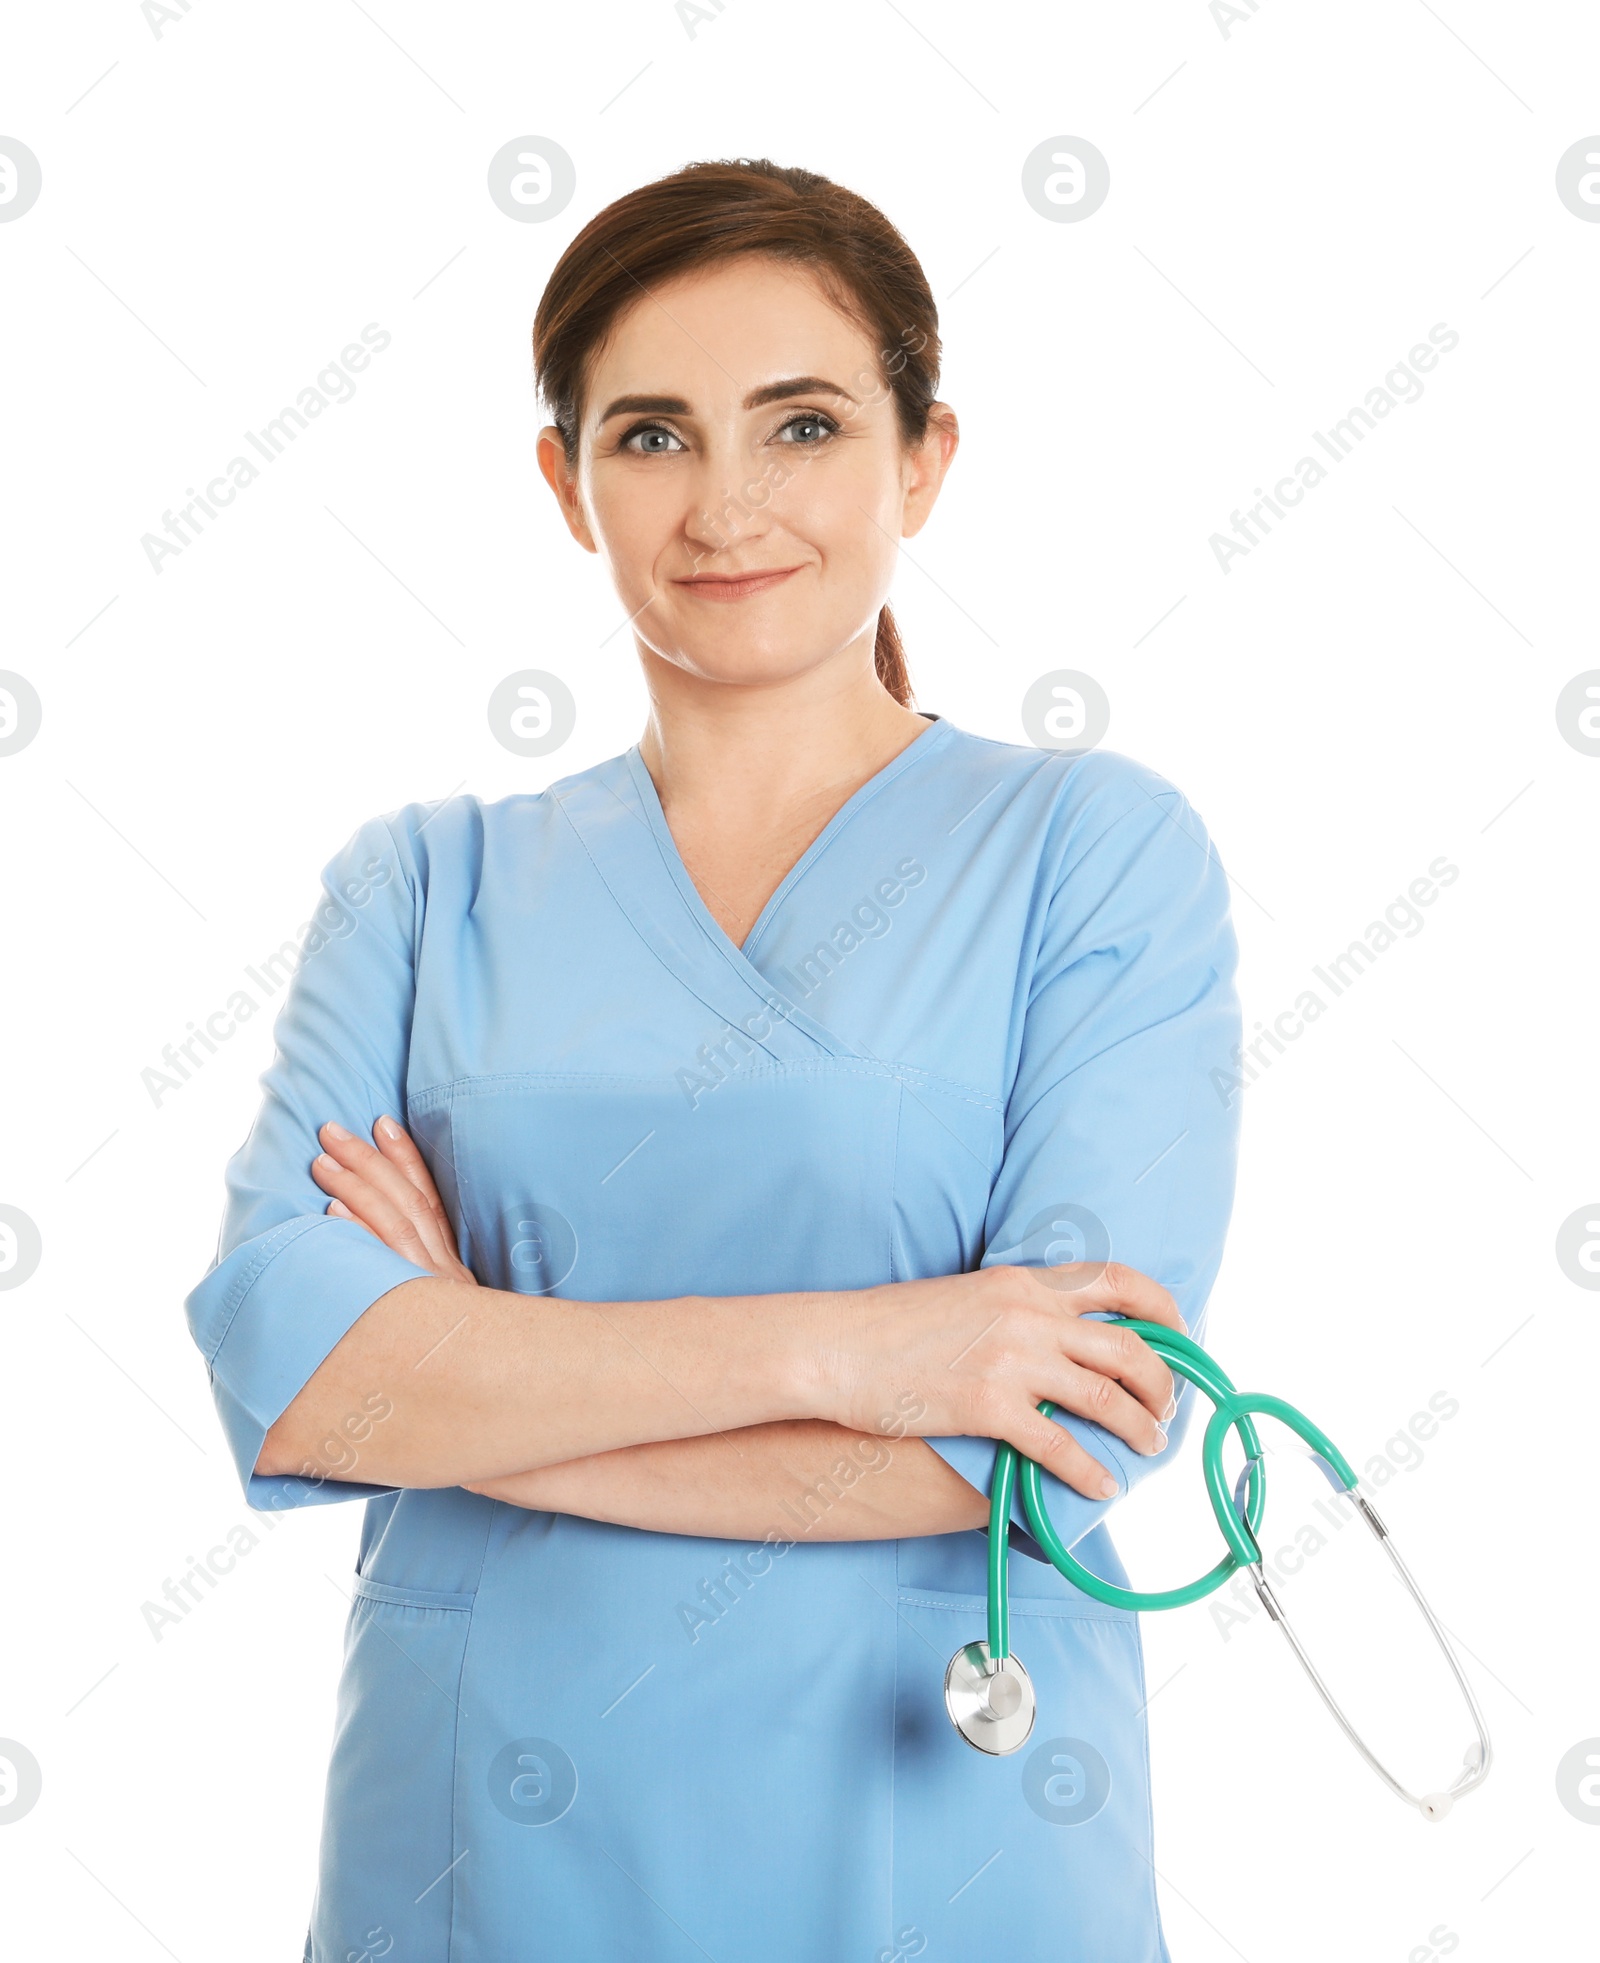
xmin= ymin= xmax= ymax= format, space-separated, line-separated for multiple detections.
xmin=469 ymin=1421 xmax=990 ymax=1541
xmin=257 ymin=1273 xmax=829 ymax=1489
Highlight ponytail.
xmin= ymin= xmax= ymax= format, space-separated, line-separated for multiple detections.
xmin=873 ymin=605 xmax=913 ymax=707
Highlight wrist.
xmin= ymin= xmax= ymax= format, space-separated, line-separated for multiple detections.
xmin=699 ymin=1287 xmax=843 ymax=1426
xmin=773 ymin=1287 xmax=847 ymax=1425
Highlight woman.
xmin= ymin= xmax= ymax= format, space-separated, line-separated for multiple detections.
xmin=185 ymin=158 xmax=1242 ymax=1961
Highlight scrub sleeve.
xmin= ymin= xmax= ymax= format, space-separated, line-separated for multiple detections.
xmin=921 ymin=784 xmax=1242 ymax=1561
xmin=184 ymin=815 xmax=434 ymax=1513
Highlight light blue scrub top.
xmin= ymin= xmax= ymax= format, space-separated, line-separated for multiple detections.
xmin=184 ymin=716 xmax=1241 ymax=1963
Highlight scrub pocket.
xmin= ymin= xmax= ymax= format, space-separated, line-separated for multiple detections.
xmin=307 ymin=1577 xmax=474 ymax=1963
xmin=888 ymin=1579 xmax=1171 ymax=1963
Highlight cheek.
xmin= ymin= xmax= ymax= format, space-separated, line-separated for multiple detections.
xmin=588 ymin=472 xmax=685 ymax=578
xmin=777 ymin=448 xmax=901 ymax=575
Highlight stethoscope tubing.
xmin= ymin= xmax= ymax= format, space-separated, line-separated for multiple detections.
xmin=988 ymin=1316 xmax=1283 ymax=1653
xmin=977 ymin=1313 xmax=1492 ymax=1817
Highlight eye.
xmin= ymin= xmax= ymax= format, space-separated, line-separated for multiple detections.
xmin=618 ymin=421 xmax=687 ymax=455
xmin=775 ymin=411 xmax=839 ymax=445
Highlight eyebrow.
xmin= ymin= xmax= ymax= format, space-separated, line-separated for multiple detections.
xmin=596 ymin=375 xmax=860 ymax=426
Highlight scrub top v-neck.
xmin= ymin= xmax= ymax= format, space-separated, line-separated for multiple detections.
xmin=184 ymin=716 xmax=1242 ymax=1963
xmin=623 ymin=711 xmax=950 ymax=965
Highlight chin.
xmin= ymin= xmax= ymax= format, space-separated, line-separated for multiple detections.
xmin=651 ymin=634 xmax=842 ymax=691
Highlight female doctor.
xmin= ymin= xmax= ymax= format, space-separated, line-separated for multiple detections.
xmin=185 ymin=157 xmax=1242 ymax=1962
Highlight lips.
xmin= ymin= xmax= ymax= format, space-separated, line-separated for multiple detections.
xmin=674 ymin=567 xmax=801 ymax=602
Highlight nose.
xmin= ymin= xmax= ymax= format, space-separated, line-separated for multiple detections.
xmin=675 ymin=423 xmax=787 ymax=557
xmin=682 ymin=463 xmax=775 ymax=557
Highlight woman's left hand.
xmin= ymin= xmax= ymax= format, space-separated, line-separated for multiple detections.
xmin=310 ymin=1114 xmax=479 ymax=1289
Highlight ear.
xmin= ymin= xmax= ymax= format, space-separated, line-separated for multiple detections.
xmin=536 ymin=426 xmax=599 ymax=554
xmin=900 ymin=404 xmax=960 ymax=542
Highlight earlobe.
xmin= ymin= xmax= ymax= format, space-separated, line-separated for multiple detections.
xmin=562 ymin=488 xmax=599 ymax=556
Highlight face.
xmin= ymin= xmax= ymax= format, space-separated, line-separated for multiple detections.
xmin=537 ymin=255 xmax=957 ymax=692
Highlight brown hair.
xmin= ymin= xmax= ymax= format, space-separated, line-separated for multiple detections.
xmin=531 ymin=158 xmax=943 ymax=709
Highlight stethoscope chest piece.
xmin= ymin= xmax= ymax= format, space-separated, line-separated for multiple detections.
xmin=944 ymin=1642 xmax=1036 ymax=1756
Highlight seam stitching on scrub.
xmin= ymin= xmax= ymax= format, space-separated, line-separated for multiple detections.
xmin=889 ymin=1415 xmax=901 ymax=1921
xmin=887 ymin=1079 xmax=904 ymax=1287
xmin=405 ymin=1063 xmax=1004 ymax=1112
xmin=1037 ymin=788 xmax=1186 ymax=945
xmin=994 ymin=777 xmax=1185 ymax=1123
xmin=445 ymin=1500 xmax=503 ymax=1960
xmin=203 ymin=1213 xmax=322 ymax=1363
xmin=444 ymin=1566 xmax=473 ymax=1962
xmin=1029 ymin=783 xmax=1188 ymax=972
xmin=892 ymin=1590 xmax=1134 ymax=1622
xmin=1002 ymin=798 xmax=1207 ymax=1141
xmin=1131 ymin=1616 xmax=1168 ymax=1953
xmin=351 ymin=1576 xmax=475 ymax=1611
xmin=584 ymin=758 xmax=800 ymax=1033
xmin=377 ymin=809 xmax=423 ymax=914
xmin=549 ymin=772 xmax=820 ymax=1067
xmin=446 ymin=1096 xmax=469 ymax=1274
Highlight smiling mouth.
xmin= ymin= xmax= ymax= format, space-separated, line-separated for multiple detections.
xmin=674 ymin=567 xmax=802 ymax=602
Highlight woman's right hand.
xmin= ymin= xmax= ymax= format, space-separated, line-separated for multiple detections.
xmin=810 ymin=1263 xmax=1184 ymax=1501
xmin=310 ymin=1114 xmax=480 ymax=1290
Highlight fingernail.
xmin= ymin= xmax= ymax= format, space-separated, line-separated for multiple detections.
xmin=1099 ymin=1475 xmax=1118 ymax=1498
xmin=1161 ymin=1394 xmax=1178 ymax=1421
xmin=323 ymin=1121 xmax=352 ymax=1141
xmin=1151 ymin=1433 xmax=1169 ymax=1452
xmin=377 ymin=1116 xmax=401 ymax=1140
xmin=314 ymin=1152 xmax=338 ymax=1171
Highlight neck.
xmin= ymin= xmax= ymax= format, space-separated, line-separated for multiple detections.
xmin=635 ymin=633 xmax=932 ymax=828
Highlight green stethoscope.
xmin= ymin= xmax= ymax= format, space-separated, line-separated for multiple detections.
xmin=943 ymin=1316 xmax=1493 ymax=1820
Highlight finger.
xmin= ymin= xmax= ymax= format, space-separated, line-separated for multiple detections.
xmin=1038 ymin=1259 xmax=1185 ymax=1333
xmin=372 ymin=1114 xmax=448 ymax=1212
xmin=991 ymin=1401 xmax=1124 ymax=1502
xmin=1058 ymin=1317 xmax=1177 ymax=1423
xmin=325 ymin=1197 xmax=399 ymax=1259
xmin=311 ymin=1142 xmax=447 ymax=1272
xmin=313 ymin=1149 xmax=434 ymax=1262
xmin=316 ymin=1121 xmax=457 ymax=1272
xmin=370 ymin=1114 xmax=463 ymax=1255
xmin=1041 ymin=1356 xmax=1170 ymax=1456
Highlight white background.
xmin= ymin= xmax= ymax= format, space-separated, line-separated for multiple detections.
xmin=3 ymin=1 xmax=1597 ymax=1957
